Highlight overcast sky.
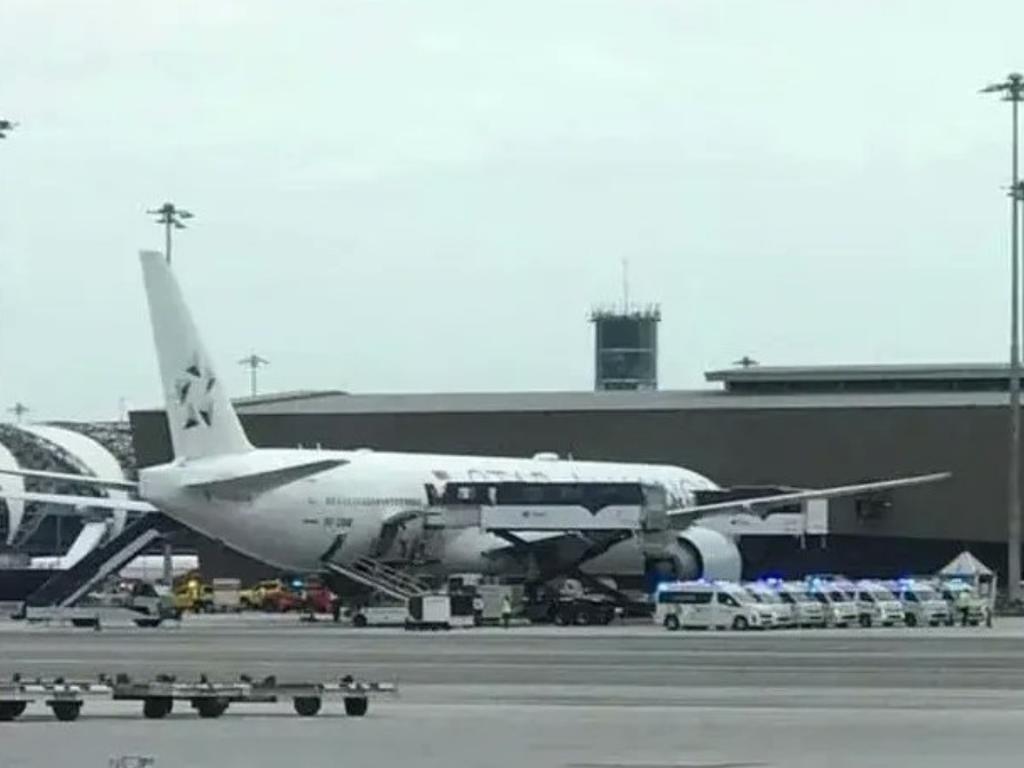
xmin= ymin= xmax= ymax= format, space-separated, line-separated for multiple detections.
xmin=2 ymin=1 xmax=1023 ymax=420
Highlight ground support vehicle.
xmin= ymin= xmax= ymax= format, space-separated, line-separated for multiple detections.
xmin=211 ymin=578 xmax=242 ymax=612
xmin=347 ymin=593 xmax=474 ymax=629
xmin=524 ymin=590 xmax=617 ymax=626
xmin=522 ymin=579 xmax=621 ymax=626
xmin=239 ymin=579 xmax=289 ymax=610
xmin=347 ymin=603 xmax=409 ymax=628
xmin=27 ymin=582 xmax=179 ymax=628
xmin=0 ymin=673 xmax=397 ymax=722
xmin=174 ymin=580 xmax=213 ymax=613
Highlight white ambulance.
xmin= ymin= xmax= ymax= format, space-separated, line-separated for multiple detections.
xmin=655 ymin=581 xmax=774 ymax=631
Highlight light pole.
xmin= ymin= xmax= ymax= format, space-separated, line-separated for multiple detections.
xmin=982 ymin=73 xmax=1024 ymax=604
xmin=146 ymin=202 xmax=194 ymax=264
xmin=8 ymin=402 xmax=29 ymax=423
xmin=238 ymin=353 xmax=269 ymax=397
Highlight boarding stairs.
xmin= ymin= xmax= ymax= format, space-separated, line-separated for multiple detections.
xmin=25 ymin=513 xmax=180 ymax=609
xmin=323 ymin=556 xmax=432 ymax=602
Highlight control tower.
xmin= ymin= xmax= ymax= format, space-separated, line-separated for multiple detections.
xmin=590 ymin=305 xmax=661 ymax=391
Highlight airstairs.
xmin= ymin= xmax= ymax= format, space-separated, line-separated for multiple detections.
xmin=323 ymin=556 xmax=432 ymax=602
xmin=25 ymin=514 xmax=180 ymax=609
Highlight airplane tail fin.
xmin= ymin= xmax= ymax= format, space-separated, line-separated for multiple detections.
xmin=140 ymin=250 xmax=253 ymax=460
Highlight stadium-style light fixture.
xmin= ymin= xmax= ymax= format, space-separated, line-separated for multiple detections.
xmin=238 ymin=353 xmax=270 ymax=398
xmin=146 ymin=202 xmax=194 ymax=264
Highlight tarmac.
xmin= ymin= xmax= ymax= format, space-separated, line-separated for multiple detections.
xmin=2 ymin=615 xmax=1023 ymax=767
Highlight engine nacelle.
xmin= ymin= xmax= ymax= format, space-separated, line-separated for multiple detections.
xmin=645 ymin=526 xmax=742 ymax=583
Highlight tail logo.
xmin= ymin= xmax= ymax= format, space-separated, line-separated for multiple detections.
xmin=175 ymin=353 xmax=217 ymax=430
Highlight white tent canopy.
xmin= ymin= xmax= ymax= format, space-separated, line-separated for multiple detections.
xmin=939 ymin=550 xmax=994 ymax=578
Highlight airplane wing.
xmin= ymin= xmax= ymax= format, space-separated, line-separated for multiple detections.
xmin=0 ymin=490 xmax=157 ymax=513
xmin=667 ymin=472 xmax=951 ymax=526
xmin=0 ymin=467 xmax=138 ymax=490
xmin=184 ymin=458 xmax=347 ymax=495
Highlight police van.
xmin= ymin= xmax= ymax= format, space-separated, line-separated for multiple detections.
xmin=655 ymin=581 xmax=774 ymax=631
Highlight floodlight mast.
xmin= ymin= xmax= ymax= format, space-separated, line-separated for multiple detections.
xmin=982 ymin=73 xmax=1024 ymax=604
xmin=238 ymin=353 xmax=270 ymax=397
xmin=146 ymin=202 xmax=194 ymax=264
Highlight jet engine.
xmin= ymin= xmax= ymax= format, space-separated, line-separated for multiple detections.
xmin=644 ymin=525 xmax=742 ymax=583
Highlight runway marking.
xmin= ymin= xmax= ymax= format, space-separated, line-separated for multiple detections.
xmin=567 ymin=763 xmax=766 ymax=768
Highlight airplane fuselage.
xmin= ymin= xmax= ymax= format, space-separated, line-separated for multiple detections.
xmin=140 ymin=447 xmax=719 ymax=576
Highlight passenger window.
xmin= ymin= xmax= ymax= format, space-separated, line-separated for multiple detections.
xmin=858 ymin=592 xmax=871 ymax=602
xmin=905 ymin=592 xmax=919 ymax=603
xmin=716 ymin=593 xmax=738 ymax=607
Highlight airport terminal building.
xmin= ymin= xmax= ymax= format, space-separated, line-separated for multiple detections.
xmin=128 ymin=364 xmax=1023 ymax=582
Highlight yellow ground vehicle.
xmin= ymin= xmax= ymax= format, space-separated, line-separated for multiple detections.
xmin=239 ymin=579 xmax=287 ymax=610
xmin=174 ymin=579 xmax=213 ymax=613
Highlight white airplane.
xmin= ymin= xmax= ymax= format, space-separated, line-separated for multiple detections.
xmin=0 ymin=252 xmax=949 ymax=589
